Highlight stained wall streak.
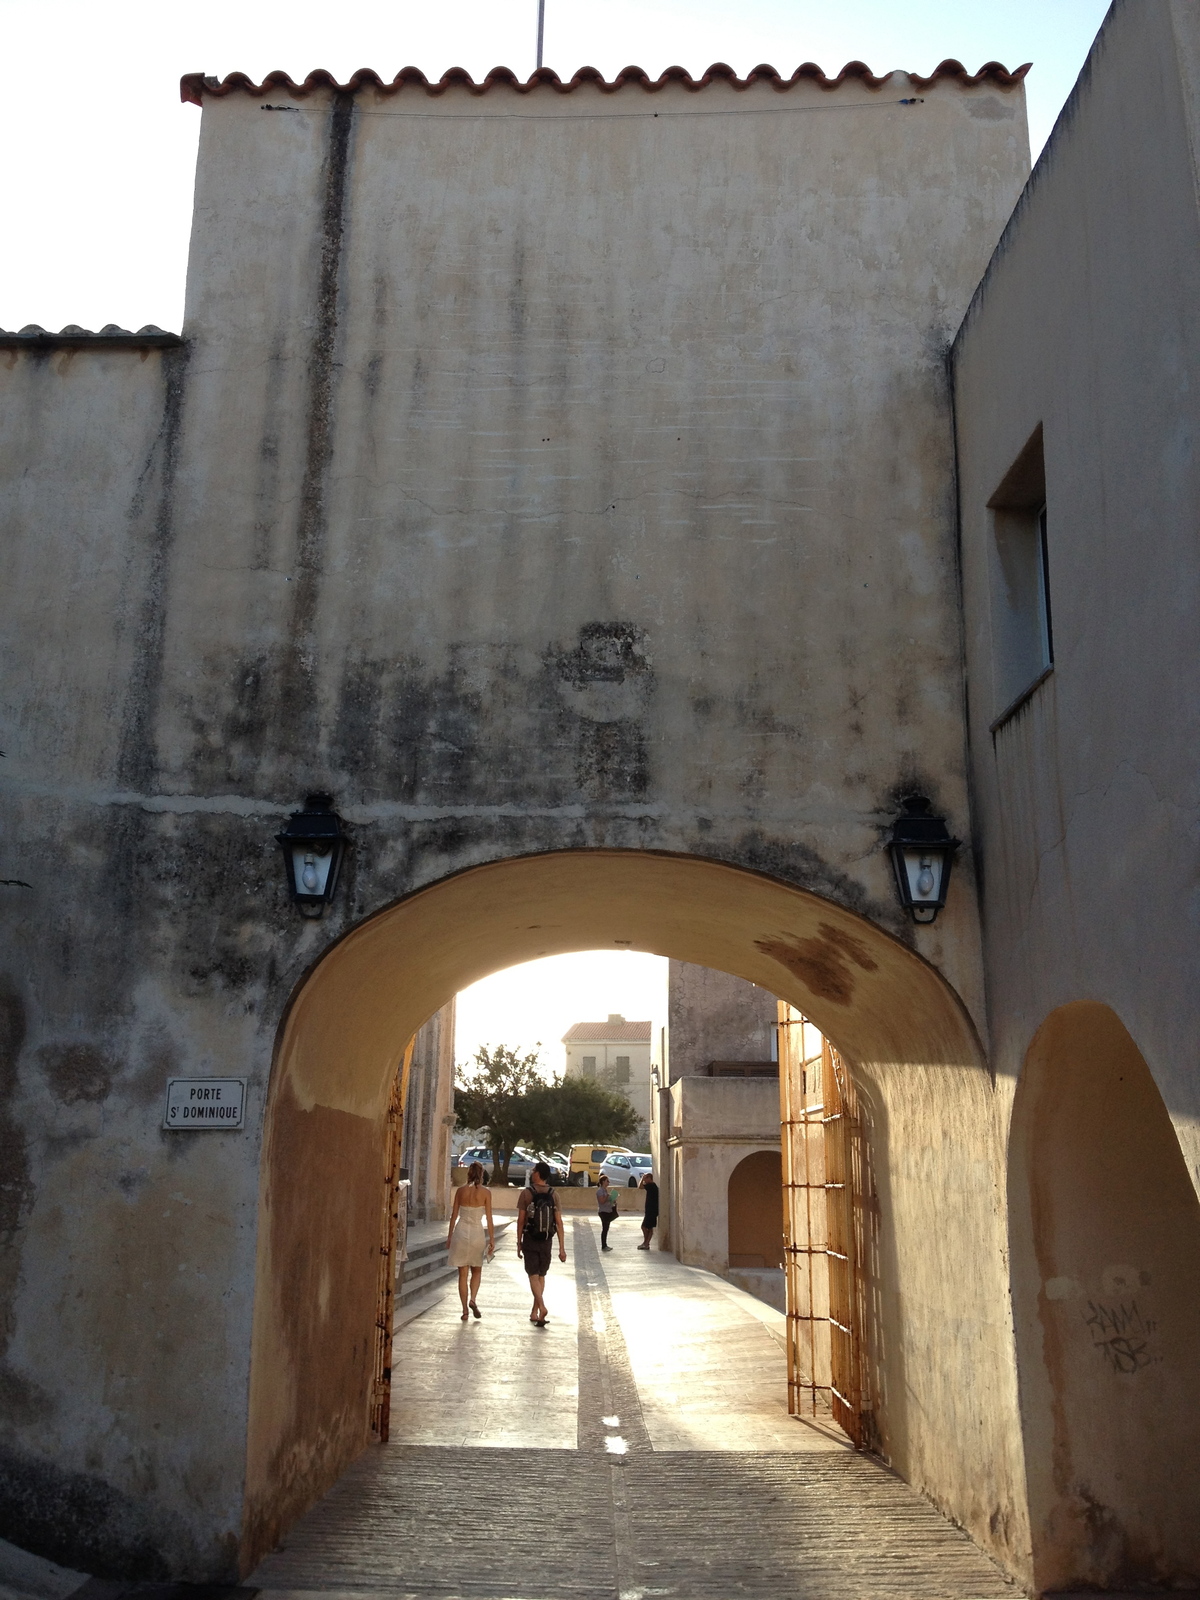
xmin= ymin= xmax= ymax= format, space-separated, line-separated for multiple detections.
xmin=1 ymin=60 xmax=1039 ymax=1586
xmin=279 ymin=92 xmax=356 ymax=751
xmin=116 ymin=346 xmax=191 ymax=791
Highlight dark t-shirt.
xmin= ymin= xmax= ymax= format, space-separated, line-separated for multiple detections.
xmin=642 ymin=1181 xmax=660 ymax=1226
xmin=520 ymin=1184 xmax=560 ymax=1240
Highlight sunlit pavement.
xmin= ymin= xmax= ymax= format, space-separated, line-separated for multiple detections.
xmin=250 ymin=1217 xmax=1014 ymax=1600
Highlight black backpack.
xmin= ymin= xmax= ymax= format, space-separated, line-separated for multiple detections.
xmin=524 ymin=1186 xmax=558 ymax=1240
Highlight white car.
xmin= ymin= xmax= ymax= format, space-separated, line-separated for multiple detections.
xmin=599 ymin=1152 xmax=654 ymax=1188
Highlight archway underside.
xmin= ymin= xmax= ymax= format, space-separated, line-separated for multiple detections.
xmin=244 ymin=850 xmax=1025 ymax=1582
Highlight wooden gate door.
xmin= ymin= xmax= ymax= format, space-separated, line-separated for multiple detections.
xmin=778 ymin=1004 xmax=869 ymax=1445
xmin=370 ymin=1038 xmax=413 ymax=1442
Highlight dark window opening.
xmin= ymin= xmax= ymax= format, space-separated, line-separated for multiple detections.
xmin=988 ymin=424 xmax=1053 ymax=727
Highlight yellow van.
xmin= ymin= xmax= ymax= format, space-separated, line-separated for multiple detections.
xmin=568 ymin=1144 xmax=630 ymax=1186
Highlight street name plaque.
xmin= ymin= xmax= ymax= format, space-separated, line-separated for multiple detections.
xmin=163 ymin=1077 xmax=246 ymax=1130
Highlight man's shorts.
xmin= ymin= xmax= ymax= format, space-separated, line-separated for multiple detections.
xmin=522 ymin=1236 xmax=553 ymax=1275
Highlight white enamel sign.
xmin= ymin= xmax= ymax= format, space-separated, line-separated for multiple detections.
xmin=163 ymin=1077 xmax=246 ymax=1130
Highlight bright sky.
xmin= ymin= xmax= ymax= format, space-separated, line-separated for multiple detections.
xmin=1 ymin=0 xmax=1109 ymax=333
xmin=454 ymin=952 xmax=668 ymax=1080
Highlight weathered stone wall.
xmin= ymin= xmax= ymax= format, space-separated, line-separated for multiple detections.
xmin=953 ymin=0 xmax=1200 ymax=1584
xmin=0 ymin=62 xmax=1029 ymax=1581
xmin=668 ymin=1074 xmax=781 ymax=1274
xmin=667 ymin=960 xmax=777 ymax=1078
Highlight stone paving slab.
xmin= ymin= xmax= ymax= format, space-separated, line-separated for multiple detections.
xmin=251 ymin=1219 xmax=1017 ymax=1600
xmin=252 ymin=1445 xmax=1014 ymax=1600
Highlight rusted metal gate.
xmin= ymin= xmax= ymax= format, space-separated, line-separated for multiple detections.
xmin=778 ymin=1003 xmax=870 ymax=1446
xmin=370 ymin=1039 xmax=413 ymax=1442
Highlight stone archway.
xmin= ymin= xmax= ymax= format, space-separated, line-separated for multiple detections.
xmin=243 ymin=849 xmax=1025 ymax=1578
xmin=1007 ymin=1001 xmax=1200 ymax=1592
xmin=727 ymin=1149 xmax=785 ymax=1270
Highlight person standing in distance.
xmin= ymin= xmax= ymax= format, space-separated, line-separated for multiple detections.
xmin=596 ymin=1172 xmax=618 ymax=1250
xmin=516 ymin=1161 xmax=566 ymax=1327
xmin=637 ymin=1169 xmax=659 ymax=1250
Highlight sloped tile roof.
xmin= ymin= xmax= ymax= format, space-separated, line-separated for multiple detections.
xmin=0 ymin=325 xmax=181 ymax=349
xmin=563 ymin=1020 xmax=653 ymax=1043
xmin=181 ymin=59 xmax=1030 ymax=106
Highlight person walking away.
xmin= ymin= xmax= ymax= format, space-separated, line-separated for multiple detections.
xmin=596 ymin=1173 xmax=619 ymax=1249
xmin=637 ymin=1170 xmax=659 ymax=1250
xmin=447 ymin=1161 xmax=496 ymax=1320
xmin=516 ymin=1161 xmax=566 ymax=1327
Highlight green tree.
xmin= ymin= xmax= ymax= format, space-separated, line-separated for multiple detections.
xmin=521 ymin=1074 xmax=640 ymax=1158
xmin=454 ymin=1043 xmax=543 ymax=1184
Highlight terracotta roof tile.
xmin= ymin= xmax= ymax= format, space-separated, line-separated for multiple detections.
xmin=0 ymin=324 xmax=181 ymax=349
xmin=181 ymin=59 xmax=1030 ymax=107
xmin=563 ymin=1020 xmax=652 ymax=1043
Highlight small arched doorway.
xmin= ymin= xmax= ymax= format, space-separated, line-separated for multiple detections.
xmin=243 ymin=848 xmax=1007 ymax=1576
xmin=727 ymin=1149 xmax=784 ymax=1291
xmin=1008 ymin=1001 xmax=1200 ymax=1591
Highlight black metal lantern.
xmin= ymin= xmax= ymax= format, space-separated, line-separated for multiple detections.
xmin=276 ymin=793 xmax=348 ymax=918
xmin=887 ymin=796 xmax=959 ymax=924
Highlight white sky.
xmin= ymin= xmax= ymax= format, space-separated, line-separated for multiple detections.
xmin=0 ymin=0 xmax=1109 ymax=333
xmin=454 ymin=951 xmax=668 ymax=1080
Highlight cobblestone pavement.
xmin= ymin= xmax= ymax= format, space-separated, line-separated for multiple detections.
xmin=251 ymin=1218 xmax=1014 ymax=1600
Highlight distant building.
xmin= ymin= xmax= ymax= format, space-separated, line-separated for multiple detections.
xmin=562 ymin=1014 xmax=652 ymax=1144
xmin=651 ymin=963 xmax=783 ymax=1309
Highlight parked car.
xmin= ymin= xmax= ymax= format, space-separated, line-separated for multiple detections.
xmin=456 ymin=1145 xmax=530 ymax=1184
xmin=567 ymin=1144 xmax=630 ymax=1185
xmin=599 ymin=1151 xmax=653 ymax=1188
xmin=458 ymin=1146 xmax=570 ymax=1185
xmin=536 ymin=1152 xmax=570 ymax=1185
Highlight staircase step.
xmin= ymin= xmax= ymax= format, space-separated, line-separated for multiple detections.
xmin=394 ymin=1219 xmax=512 ymax=1316
xmin=396 ymin=1259 xmax=457 ymax=1307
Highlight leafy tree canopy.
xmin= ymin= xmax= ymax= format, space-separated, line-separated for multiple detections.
xmin=454 ymin=1043 xmax=543 ymax=1184
xmin=454 ymin=1047 xmax=640 ymax=1183
xmin=522 ymin=1074 xmax=640 ymax=1157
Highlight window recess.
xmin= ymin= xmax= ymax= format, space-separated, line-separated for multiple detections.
xmin=987 ymin=423 xmax=1054 ymax=730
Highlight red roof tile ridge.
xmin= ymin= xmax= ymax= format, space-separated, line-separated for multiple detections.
xmin=180 ymin=58 xmax=1030 ymax=106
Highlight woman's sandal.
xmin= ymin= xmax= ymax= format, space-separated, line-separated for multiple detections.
xmin=470 ymin=1301 xmax=481 ymax=1319
xmin=460 ymin=1310 xmax=469 ymax=1321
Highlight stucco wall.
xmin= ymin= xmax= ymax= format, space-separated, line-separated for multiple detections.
xmin=0 ymin=61 xmax=1029 ymax=1582
xmin=666 ymin=961 xmax=777 ymax=1078
xmin=953 ymin=0 xmax=1200 ymax=1585
xmin=668 ymin=1074 xmax=781 ymax=1274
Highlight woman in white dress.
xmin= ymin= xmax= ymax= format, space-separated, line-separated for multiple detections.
xmin=446 ymin=1161 xmax=496 ymax=1320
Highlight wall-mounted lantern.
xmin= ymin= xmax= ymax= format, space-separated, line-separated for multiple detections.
xmin=887 ymin=796 xmax=959 ymax=924
xmin=276 ymin=793 xmax=348 ymax=918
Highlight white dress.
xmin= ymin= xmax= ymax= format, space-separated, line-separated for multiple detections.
xmin=448 ymin=1201 xmax=488 ymax=1268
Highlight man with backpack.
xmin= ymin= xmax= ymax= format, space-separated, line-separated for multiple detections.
xmin=516 ymin=1161 xmax=566 ymax=1328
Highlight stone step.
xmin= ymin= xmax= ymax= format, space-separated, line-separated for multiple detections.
xmin=395 ymin=1217 xmax=512 ymax=1314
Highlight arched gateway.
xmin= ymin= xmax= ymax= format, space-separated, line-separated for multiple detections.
xmin=8 ymin=17 xmax=1200 ymax=1595
xmin=246 ymin=849 xmax=1015 ymax=1571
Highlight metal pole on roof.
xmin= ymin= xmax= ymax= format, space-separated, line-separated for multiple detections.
xmin=536 ymin=0 xmax=545 ymax=70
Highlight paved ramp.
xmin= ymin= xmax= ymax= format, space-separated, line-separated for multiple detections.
xmin=252 ymin=1219 xmax=1013 ymax=1600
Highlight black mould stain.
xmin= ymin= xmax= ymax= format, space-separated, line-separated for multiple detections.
xmin=575 ymin=719 xmax=649 ymax=802
xmin=0 ymin=1442 xmax=171 ymax=1580
xmin=37 ymin=1043 xmax=116 ymax=1105
xmin=277 ymin=91 xmax=357 ymax=756
xmin=546 ymin=622 xmax=655 ymax=802
xmin=555 ymin=621 xmax=649 ymax=689
xmin=116 ymin=344 xmax=192 ymax=794
xmin=0 ymin=1362 xmax=54 ymax=1425
xmin=0 ymin=976 xmax=31 ymax=1246
xmin=183 ymin=619 xmax=656 ymax=813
